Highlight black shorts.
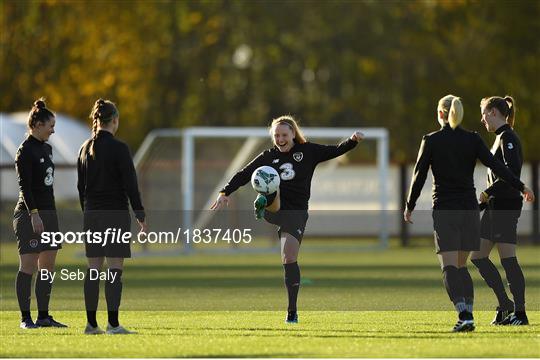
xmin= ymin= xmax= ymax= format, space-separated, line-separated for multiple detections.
xmin=14 ymin=209 xmax=61 ymax=255
xmin=264 ymin=210 xmax=309 ymax=243
xmin=480 ymin=198 xmax=522 ymax=244
xmin=84 ymin=210 xmax=132 ymax=258
xmin=432 ymin=200 xmax=480 ymax=253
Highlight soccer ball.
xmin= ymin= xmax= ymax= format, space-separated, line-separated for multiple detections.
xmin=251 ymin=166 xmax=280 ymax=194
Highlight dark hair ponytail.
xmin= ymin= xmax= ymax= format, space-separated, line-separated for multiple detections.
xmin=88 ymin=98 xmax=119 ymax=158
xmin=504 ymin=96 xmax=515 ymax=128
xmin=28 ymin=97 xmax=55 ymax=129
xmin=481 ymin=95 xmax=516 ymax=128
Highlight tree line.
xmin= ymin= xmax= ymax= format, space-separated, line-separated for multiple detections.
xmin=2 ymin=0 xmax=539 ymax=161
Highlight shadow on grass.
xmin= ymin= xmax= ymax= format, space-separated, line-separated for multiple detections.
xmin=1 ymin=263 xmax=540 ymax=290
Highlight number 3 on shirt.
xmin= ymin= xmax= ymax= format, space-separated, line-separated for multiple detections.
xmin=279 ymin=163 xmax=295 ymax=181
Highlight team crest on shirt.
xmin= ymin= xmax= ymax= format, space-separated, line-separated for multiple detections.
xmin=29 ymin=239 xmax=38 ymax=248
xmin=507 ymin=143 xmax=514 ymax=150
xmin=44 ymin=167 xmax=54 ymax=186
xmin=293 ymin=152 xmax=303 ymax=162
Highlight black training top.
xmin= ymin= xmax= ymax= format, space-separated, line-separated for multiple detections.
xmin=220 ymin=138 xmax=358 ymax=210
xmin=406 ymin=124 xmax=524 ymax=211
xmin=77 ymin=130 xmax=145 ymax=221
xmin=484 ymin=124 xmax=523 ymax=199
xmin=14 ymin=135 xmax=56 ymax=213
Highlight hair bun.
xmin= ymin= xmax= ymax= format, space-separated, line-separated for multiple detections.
xmin=34 ymin=99 xmax=46 ymax=109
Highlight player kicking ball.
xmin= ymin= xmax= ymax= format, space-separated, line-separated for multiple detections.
xmin=212 ymin=115 xmax=363 ymax=323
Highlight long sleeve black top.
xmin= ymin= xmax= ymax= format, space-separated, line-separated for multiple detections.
xmin=77 ymin=130 xmax=145 ymax=221
xmin=220 ymin=138 xmax=358 ymax=210
xmin=484 ymin=124 xmax=523 ymax=199
xmin=14 ymin=135 xmax=56 ymax=213
xmin=406 ymin=124 xmax=524 ymax=211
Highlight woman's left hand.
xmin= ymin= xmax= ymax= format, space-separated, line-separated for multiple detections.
xmin=351 ymin=131 xmax=365 ymax=142
xmin=523 ymin=186 xmax=535 ymax=202
xmin=403 ymin=209 xmax=413 ymax=224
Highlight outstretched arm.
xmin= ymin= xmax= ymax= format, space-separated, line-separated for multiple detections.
xmin=212 ymin=151 xmax=269 ymax=210
xmin=312 ymin=131 xmax=364 ymax=164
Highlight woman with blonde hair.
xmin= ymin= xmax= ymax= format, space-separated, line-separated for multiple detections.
xmin=212 ymin=115 xmax=364 ymax=323
xmin=404 ymin=95 xmax=534 ymax=332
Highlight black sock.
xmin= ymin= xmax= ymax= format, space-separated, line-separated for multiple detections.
xmin=105 ymin=269 xmax=123 ymax=327
xmin=501 ymin=257 xmax=526 ymax=312
xmin=266 ymin=192 xmax=278 ymax=206
xmin=471 ymin=257 xmax=512 ymax=309
xmin=35 ymin=270 xmax=52 ymax=319
xmin=84 ymin=269 xmax=100 ymax=327
xmin=459 ymin=310 xmax=473 ymax=321
xmin=16 ymin=271 xmax=33 ymax=320
xmin=283 ymin=262 xmax=300 ymax=312
xmin=442 ymin=266 xmax=466 ymax=313
xmin=458 ymin=267 xmax=474 ymax=313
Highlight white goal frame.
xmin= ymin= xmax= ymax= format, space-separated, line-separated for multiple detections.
xmin=134 ymin=127 xmax=390 ymax=252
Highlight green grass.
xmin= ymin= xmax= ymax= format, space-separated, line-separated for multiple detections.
xmin=1 ymin=241 xmax=539 ymax=357
xmin=1 ymin=311 xmax=539 ymax=357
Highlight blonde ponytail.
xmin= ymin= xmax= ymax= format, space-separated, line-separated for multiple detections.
xmin=438 ymin=94 xmax=463 ymax=129
xmin=448 ymin=97 xmax=463 ymax=129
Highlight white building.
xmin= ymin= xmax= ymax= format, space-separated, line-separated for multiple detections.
xmin=1 ymin=112 xmax=90 ymax=202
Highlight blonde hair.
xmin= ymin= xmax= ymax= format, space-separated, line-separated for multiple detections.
xmin=269 ymin=115 xmax=307 ymax=144
xmin=438 ymin=95 xmax=463 ymax=129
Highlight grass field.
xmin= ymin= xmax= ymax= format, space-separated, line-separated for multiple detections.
xmin=1 ymin=240 xmax=539 ymax=357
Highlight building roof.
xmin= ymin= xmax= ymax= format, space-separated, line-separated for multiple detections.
xmin=1 ymin=112 xmax=90 ymax=165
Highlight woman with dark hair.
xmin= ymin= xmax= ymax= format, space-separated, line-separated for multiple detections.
xmin=14 ymin=98 xmax=67 ymax=329
xmin=404 ymin=95 xmax=534 ymax=332
xmin=471 ymin=96 xmax=529 ymax=325
xmin=78 ymin=98 xmax=147 ymax=335
xmin=212 ymin=115 xmax=363 ymax=323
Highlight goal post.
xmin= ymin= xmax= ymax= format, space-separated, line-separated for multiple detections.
xmin=135 ymin=127 xmax=390 ymax=253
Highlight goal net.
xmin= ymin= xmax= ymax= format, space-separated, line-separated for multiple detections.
xmin=134 ymin=127 xmax=389 ymax=254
